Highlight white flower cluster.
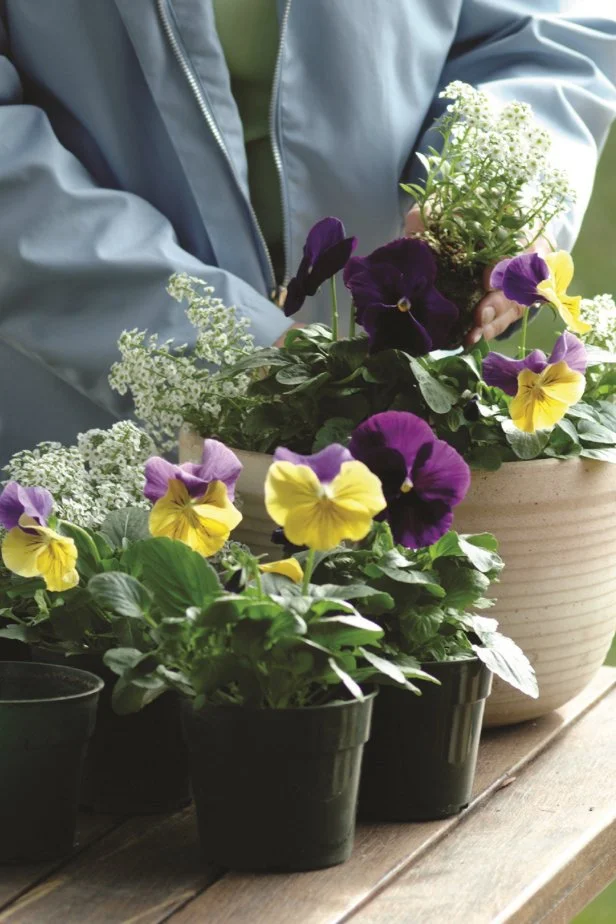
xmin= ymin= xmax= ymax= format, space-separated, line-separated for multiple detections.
xmin=109 ymin=274 xmax=256 ymax=450
xmin=426 ymin=82 xmax=576 ymax=257
xmin=581 ymin=293 xmax=616 ymax=353
xmin=3 ymin=421 xmax=155 ymax=528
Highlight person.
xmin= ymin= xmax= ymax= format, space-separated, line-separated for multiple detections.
xmin=0 ymin=0 xmax=614 ymax=463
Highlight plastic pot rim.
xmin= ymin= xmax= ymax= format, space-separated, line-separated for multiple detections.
xmin=0 ymin=661 xmax=104 ymax=705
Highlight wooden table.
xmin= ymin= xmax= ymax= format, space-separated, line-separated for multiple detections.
xmin=1 ymin=668 xmax=614 ymax=924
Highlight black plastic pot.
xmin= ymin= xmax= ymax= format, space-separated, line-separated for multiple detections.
xmin=0 ymin=661 xmax=103 ymax=862
xmin=32 ymin=650 xmax=191 ymax=814
xmin=182 ymin=692 xmax=376 ymax=872
xmin=359 ymin=658 xmax=492 ymax=821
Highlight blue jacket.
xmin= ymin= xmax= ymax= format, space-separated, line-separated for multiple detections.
xmin=1 ymin=0 xmax=615 ymax=461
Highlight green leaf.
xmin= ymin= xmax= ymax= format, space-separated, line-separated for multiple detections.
xmin=359 ymin=647 xmax=408 ymax=686
xmin=458 ymin=535 xmax=503 ymax=574
xmin=470 ymin=625 xmax=538 ymax=698
xmin=275 ymin=364 xmax=313 ymax=385
xmin=312 ymin=418 xmax=354 ymax=452
xmin=577 ymin=419 xmax=616 ymax=444
xmin=501 ymin=419 xmax=550 ymax=459
xmin=88 ymin=572 xmax=153 ymax=620
xmin=408 ymin=358 xmax=458 ymax=413
xmin=328 ymin=657 xmax=364 ymax=701
xmin=103 ymin=646 xmax=146 ymax=676
xmin=376 ymin=563 xmax=445 ymax=596
xmin=580 ymin=446 xmax=616 ymax=462
xmin=0 ymin=624 xmax=36 ymax=643
xmin=111 ymin=674 xmax=168 ymax=715
xmin=56 ymin=522 xmax=101 ymax=578
xmin=99 ymin=508 xmax=151 ymax=547
xmin=124 ymin=538 xmax=222 ymax=618
xmin=310 ymin=613 xmax=384 ymax=647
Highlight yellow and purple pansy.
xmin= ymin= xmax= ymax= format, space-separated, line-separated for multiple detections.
xmin=349 ymin=411 xmax=471 ymax=549
xmin=265 ymin=444 xmax=386 ymax=551
xmin=0 ymin=482 xmax=79 ymax=592
xmin=490 ymin=251 xmax=591 ymax=335
xmin=483 ymin=331 xmax=587 ymax=433
xmin=144 ymin=439 xmax=242 ymax=557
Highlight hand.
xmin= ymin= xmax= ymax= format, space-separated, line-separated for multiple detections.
xmin=405 ymin=205 xmax=550 ymax=345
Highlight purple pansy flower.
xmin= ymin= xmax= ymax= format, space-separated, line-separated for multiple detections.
xmin=284 ymin=217 xmax=357 ymax=317
xmin=490 ymin=252 xmax=549 ymax=307
xmin=349 ymin=411 xmax=470 ymax=549
xmin=483 ymin=332 xmax=587 ymax=396
xmin=343 ymin=238 xmax=459 ymax=356
xmin=0 ymin=482 xmax=54 ymax=530
xmin=273 ymin=444 xmax=354 ymax=483
xmin=144 ymin=439 xmax=242 ymax=503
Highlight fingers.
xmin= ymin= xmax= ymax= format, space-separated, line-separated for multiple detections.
xmin=466 ymin=292 xmax=525 ymax=345
xmin=404 ymin=205 xmax=424 ymax=236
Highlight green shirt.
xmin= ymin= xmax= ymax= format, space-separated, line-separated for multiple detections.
xmin=213 ymin=0 xmax=284 ymax=280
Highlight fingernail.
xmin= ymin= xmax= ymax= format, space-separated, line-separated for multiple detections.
xmin=481 ymin=305 xmax=496 ymax=325
xmin=468 ymin=329 xmax=482 ymax=345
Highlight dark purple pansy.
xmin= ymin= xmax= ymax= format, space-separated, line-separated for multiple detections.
xmin=490 ymin=252 xmax=549 ymax=306
xmin=0 ymin=482 xmax=54 ymax=530
xmin=284 ymin=217 xmax=357 ymax=317
xmin=273 ymin=444 xmax=354 ymax=483
xmin=144 ymin=439 xmax=242 ymax=503
xmin=343 ymin=238 xmax=459 ymax=356
xmin=349 ymin=411 xmax=470 ymax=549
xmin=483 ymin=332 xmax=587 ymax=396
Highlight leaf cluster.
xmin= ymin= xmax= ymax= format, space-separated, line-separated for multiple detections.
xmin=87 ymin=540 xmax=434 ymax=713
xmin=307 ymin=522 xmax=538 ymax=698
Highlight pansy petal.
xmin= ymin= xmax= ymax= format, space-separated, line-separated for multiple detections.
xmin=2 ymin=524 xmax=78 ymax=591
xmin=539 ymin=362 xmax=586 ymax=406
xmin=545 ymin=251 xmax=574 ymax=294
xmin=548 ymin=332 xmax=587 ymax=373
xmin=2 ymin=527 xmax=46 ymax=577
xmin=350 ymin=411 xmax=436 ymax=473
xmin=143 ymin=457 xmax=184 ymax=503
xmin=489 ymin=258 xmax=510 ymax=291
xmin=483 ymin=349 xmax=547 ymax=395
xmin=307 ymin=236 xmax=357 ymax=295
xmin=273 ymin=444 xmax=353 ymax=484
xmin=265 ymin=461 xmax=321 ymax=527
xmin=304 ymin=217 xmax=345 ymax=265
xmin=388 ymin=495 xmax=454 ymax=550
xmin=415 ymin=287 xmax=459 ymax=349
xmin=259 ymin=558 xmax=304 ymax=583
xmin=411 ymin=439 xmax=471 ymax=507
xmin=183 ymin=440 xmax=243 ymax=501
xmin=284 ymin=264 xmax=309 ymax=317
xmin=0 ymin=482 xmax=53 ymax=530
xmin=330 ymin=461 xmax=387 ymax=519
xmin=557 ymin=295 xmax=592 ymax=335
xmin=499 ymin=253 xmax=549 ymax=306
xmin=283 ymin=500 xmax=373 ymax=550
xmin=36 ymin=534 xmax=79 ymax=592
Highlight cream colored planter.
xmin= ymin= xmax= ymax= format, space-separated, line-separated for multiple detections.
xmin=180 ymin=426 xmax=616 ymax=725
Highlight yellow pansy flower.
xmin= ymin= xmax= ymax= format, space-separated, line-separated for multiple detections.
xmin=259 ymin=558 xmax=304 ymax=583
xmin=265 ymin=459 xmax=386 ymax=551
xmin=149 ymin=478 xmax=242 ymax=557
xmin=536 ymin=251 xmax=592 ymax=335
xmin=510 ymin=361 xmax=586 ymax=433
xmin=2 ymin=517 xmax=79 ymax=592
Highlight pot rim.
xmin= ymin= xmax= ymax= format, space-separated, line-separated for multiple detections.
xmin=0 ymin=661 xmax=105 ymax=705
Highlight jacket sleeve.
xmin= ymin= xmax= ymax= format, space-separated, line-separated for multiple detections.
xmin=410 ymin=1 xmax=616 ymax=250
xmin=0 ymin=26 xmax=290 ymax=421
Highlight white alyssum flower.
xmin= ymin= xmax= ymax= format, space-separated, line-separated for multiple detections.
xmin=3 ymin=421 xmax=155 ymax=528
xmin=581 ymin=294 xmax=616 ymax=353
xmin=109 ymin=274 xmax=256 ymax=450
xmin=411 ymin=82 xmax=577 ymax=267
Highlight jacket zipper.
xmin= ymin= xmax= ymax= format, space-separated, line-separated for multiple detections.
xmin=156 ymin=0 xmax=286 ymax=300
xmin=269 ymin=0 xmax=292 ymax=289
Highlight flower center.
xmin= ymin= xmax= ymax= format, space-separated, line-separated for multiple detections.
xmin=400 ymin=477 xmax=413 ymax=494
xmin=397 ymin=297 xmax=412 ymax=313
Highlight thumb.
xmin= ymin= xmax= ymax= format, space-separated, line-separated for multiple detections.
xmin=405 ymin=205 xmax=425 ymax=236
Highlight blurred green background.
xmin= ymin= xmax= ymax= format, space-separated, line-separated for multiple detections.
xmin=508 ymin=127 xmax=616 ymax=923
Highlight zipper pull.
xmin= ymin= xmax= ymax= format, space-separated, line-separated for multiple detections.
xmin=272 ymin=285 xmax=288 ymax=309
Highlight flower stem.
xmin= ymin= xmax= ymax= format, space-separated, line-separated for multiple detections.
xmin=330 ymin=276 xmax=339 ymax=341
xmin=302 ymin=548 xmax=316 ymax=595
xmin=349 ymin=302 xmax=356 ymax=339
xmin=519 ymin=307 xmax=530 ymax=358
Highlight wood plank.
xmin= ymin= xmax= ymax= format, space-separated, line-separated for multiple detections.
xmin=0 ymin=809 xmax=216 ymax=924
xmin=167 ymin=668 xmax=616 ymax=924
xmin=0 ymin=815 xmax=122 ymax=911
xmin=349 ymin=687 xmax=616 ymax=924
